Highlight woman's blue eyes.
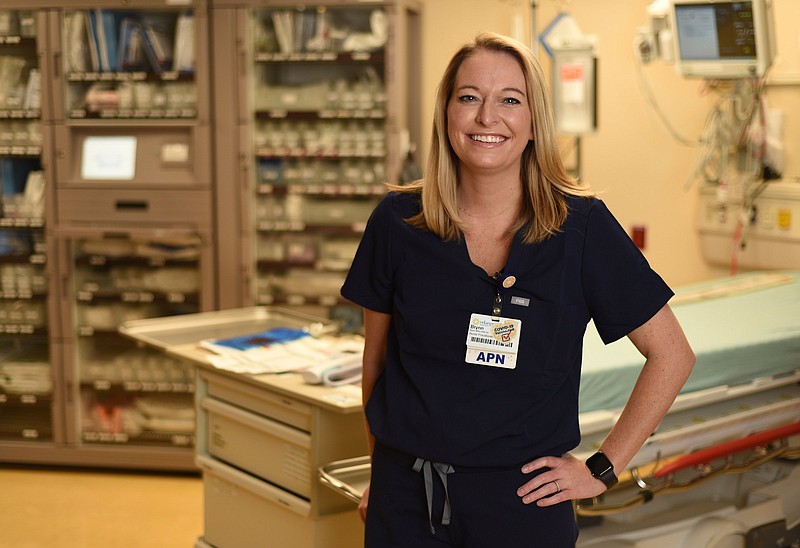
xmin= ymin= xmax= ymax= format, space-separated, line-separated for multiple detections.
xmin=457 ymin=95 xmax=522 ymax=105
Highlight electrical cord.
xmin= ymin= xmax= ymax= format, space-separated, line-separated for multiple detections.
xmin=687 ymin=103 xmax=729 ymax=190
xmin=633 ymin=37 xmax=773 ymax=194
xmin=631 ymin=36 xmax=700 ymax=148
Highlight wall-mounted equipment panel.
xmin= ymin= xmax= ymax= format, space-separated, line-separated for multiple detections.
xmin=211 ymin=0 xmax=423 ymax=332
xmin=699 ymin=181 xmax=800 ymax=270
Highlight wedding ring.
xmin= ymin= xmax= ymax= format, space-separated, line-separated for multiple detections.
xmin=553 ymin=480 xmax=561 ymax=493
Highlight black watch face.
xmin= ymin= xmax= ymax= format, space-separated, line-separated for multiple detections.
xmin=588 ymin=452 xmax=615 ymax=486
xmin=588 ymin=452 xmax=610 ymax=473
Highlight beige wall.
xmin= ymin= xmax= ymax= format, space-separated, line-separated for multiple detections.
xmin=418 ymin=0 xmax=800 ymax=287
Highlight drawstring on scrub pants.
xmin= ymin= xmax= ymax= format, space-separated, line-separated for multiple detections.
xmin=412 ymin=457 xmax=455 ymax=535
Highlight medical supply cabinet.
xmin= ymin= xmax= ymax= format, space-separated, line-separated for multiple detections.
xmin=210 ymin=0 xmax=422 ymax=331
xmin=0 ymin=7 xmax=57 ymax=447
xmin=0 ymin=0 xmax=422 ymax=470
xmin=1 ymin=0 xmax=214 ymax=471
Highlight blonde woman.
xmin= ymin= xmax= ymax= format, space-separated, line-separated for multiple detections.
xmin=342 ymin=32 xmax=694 ymax=547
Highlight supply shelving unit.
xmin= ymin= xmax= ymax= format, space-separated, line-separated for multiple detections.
xmin=0 ymin=1 xmax=214 ymax=470
xmin=211 ymin=0 xmax=422 ymax=334
xmin=0 ymin=7 xmax=60 ymax=449
xmin=48 ymin=0 xmax=213 ymax=470
xmin=1 ymin=0 xmax=424 ymax=471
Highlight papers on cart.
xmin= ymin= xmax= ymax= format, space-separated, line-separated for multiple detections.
xmin=199 ymin=327 xmax=362 ymax=375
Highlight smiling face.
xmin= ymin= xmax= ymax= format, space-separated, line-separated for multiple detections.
xmin=446 ymin=49 xmax=533 ymax=181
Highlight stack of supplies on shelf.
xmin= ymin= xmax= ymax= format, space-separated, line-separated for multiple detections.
xmin=135 ymin=396 xmax=195 ymax=433
xmin=64 ymin=9 xmax=194 ymax=74
xmin=0 ymin=362 xmax=51 ymax=395
xmin=200 ymin=327 xmax=363 ymax=377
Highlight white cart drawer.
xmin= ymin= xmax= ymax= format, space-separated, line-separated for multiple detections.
xmin=197 ymin=455 xmax=364 ymax=548
xmin=202 ymin=369 xmax=313 ymax=431
xmin=202 ymin=396 xmax=312 ymax=497
xmin=197 ymin=455 xmax=312 ymax=548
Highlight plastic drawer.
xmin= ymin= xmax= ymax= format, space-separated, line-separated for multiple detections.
xmin=197 ymin=455 xmax=363 ymax=548
xmin=202 ymin=369 xmax=313 ymax=432
xmin=202 ymin=396 xmax=312 ymax=497
xmin=197 ymin=455 xmax=312 ymax=548
xmin=56 ymin=188 xmax=212 ymax=226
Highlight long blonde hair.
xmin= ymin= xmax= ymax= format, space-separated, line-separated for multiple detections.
xmin=390 ymin=31 xmax=591 ymax=244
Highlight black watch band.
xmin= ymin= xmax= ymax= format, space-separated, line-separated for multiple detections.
xmin=586 ymin=451 xmax=618 ymax=489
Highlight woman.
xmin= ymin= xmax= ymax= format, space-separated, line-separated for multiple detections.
xmin=341 ymin=32 xmax=695 ymax=547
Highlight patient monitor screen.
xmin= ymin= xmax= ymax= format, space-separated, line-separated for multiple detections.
xmin=81 ymin=136 xmax=138 ymax=180
xmin=675 ymin=1 xmax=757 ymax=61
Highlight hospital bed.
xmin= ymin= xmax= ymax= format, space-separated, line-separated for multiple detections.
xmin=321 ymin=271 xmax=800 ymax=547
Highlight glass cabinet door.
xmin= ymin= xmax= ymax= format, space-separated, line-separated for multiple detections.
xmin=249 ymin=5 xmax=394 ymax=332
xmin=61 ymin=8 xmax=197 ymax=121
xmin=0 ymin=9 xmax=53 ymax=443
xmin=67 ymin=233 xmax=200 ymax=448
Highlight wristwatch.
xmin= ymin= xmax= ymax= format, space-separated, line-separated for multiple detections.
xmin=586 ymin=451 xmax=618 ymax=489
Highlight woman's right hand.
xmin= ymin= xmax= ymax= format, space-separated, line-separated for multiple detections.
xmin=358 ymin=484 xmax=370 ymax=522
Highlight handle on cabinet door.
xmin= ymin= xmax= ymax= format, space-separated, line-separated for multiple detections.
xmin=115 ymin=200 xmax=149 ymax=211
xmin=52 ymin=51 xmax=60 ymax=79
xmin=61 ymin=271 xmax=69 ymax=300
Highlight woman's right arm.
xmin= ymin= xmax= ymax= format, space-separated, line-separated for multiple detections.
xmin=358 ymin=307 xmax=391 ymax=521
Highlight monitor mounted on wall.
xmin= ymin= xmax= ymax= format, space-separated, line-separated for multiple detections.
xmin=670 ymin=0 xmax=776 ymax=79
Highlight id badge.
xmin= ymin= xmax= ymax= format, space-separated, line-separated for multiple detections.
xmin=464 ymin=313 xmax=522 ymax=369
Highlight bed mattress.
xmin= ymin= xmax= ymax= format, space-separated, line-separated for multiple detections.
xmin=579 ymin=271 xmax=800 ymax=413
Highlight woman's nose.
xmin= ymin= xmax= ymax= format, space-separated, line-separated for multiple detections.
xmin=477 ymin=103 xmax=499 ymax=126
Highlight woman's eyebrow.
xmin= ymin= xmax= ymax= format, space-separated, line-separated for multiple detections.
xmin=455 ymin=85 xmax=526 ymax=96
xmin=503 ymin=86 xmax=526 ymax=96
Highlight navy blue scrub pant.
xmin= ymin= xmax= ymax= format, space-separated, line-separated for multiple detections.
xmin=365 ymin=443 xmax=579 ymax=547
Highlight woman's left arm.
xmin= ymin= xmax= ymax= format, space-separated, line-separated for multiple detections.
xmin=592 ymin=304 xmax=695 ymax=476
xmin=517 ymin=304 xmax=695 ymax=505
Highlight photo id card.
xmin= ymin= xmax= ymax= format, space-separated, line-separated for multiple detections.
xmin=465 ymin=313 xmax=522 ymax=369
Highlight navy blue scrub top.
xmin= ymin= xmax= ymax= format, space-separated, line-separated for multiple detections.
xmin=341 ymin=191 xmax=673 ymax=467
